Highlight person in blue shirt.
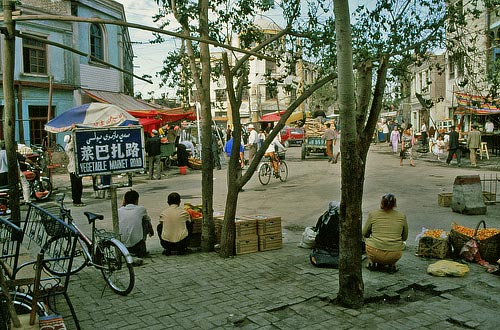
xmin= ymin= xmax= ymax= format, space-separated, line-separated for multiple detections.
xmin=224 ymin=137 xmax=245 ymax=190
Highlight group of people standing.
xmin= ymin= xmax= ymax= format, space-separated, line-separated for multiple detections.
xmin=385 ymin=121 xmax=485 ymax=168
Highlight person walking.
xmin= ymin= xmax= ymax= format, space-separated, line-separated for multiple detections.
xmin=64 ymin=134 xmax=85 ymax=206
xmin=145 ymin=129 xmax=162 ymax=180
xmin=446 ymin=125 xmax=461 ymax=166
xmin=466 ymin=125 xmax=481 ymax=167
xmin=389 ymin=126 xmax=400 ymax=154
xmin=382 ymin=121 xmax=389 ymax=143
xmin=212 ymin=130 xmax=222 ymax=170
xmin=400 ymin=128 xmax=415 ymax=167
xmin=246 ymin=124 xmax=259 ymax=165
xmin=363 ymin=193 xmax=408 ymax=274
xmin=323 ymin=123 xmax=335 ymax=162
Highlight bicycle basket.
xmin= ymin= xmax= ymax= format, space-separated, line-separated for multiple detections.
xmin=40 ymin=213 xmax=67 ymax=237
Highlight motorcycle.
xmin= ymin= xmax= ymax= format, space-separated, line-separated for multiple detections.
xmin=0 ymin=163 xmax=52 ymax=214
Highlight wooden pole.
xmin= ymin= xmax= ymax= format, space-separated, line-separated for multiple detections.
xmin=2 ymin=0 xmax=21 ymax=226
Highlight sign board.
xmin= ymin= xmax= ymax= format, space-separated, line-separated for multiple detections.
xmin=73 ymin=126 xmax=145 ymax=177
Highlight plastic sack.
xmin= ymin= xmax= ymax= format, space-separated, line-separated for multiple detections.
xmin=298 ymin=226 xmax=317 ymax=249
xmin=460 ymin=238 xmax=480 ymax=262
xmin=427 ymin=260 xmax=469 ymax=277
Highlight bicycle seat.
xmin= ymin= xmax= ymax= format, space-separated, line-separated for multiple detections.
xmin=84 ymin=211 xmax=104 ymax=224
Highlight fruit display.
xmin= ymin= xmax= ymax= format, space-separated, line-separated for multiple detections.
xmin=184 ymin=202 xmax=202 ymax=219
xmin=422 ymin=229 xmax=448 ymax=239
xmin=452 ymin=223 xmax=500 ymax=241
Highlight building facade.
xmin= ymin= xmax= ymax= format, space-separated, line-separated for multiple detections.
xmin=0 ymin=0 xmax=133 ymax=146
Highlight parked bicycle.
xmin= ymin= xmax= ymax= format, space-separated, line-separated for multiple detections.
xmin=257 ymin=151 xmax=288 ymax=185
xmin=41 ymin=194 xmax=135 ymax=295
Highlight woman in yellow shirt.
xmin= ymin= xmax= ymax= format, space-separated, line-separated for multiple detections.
xmin=362 ymin=193 xmax=408 ymax=273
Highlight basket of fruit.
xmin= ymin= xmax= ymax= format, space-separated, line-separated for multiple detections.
xmin=417 ymin=229 xmax=450 ymax=259
xmin=450 ymin=220 xmax=500 ymax=263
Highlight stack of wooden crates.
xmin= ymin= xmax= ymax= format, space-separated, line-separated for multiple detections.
xmin=214 ymin=213 xmax=283 ymax=255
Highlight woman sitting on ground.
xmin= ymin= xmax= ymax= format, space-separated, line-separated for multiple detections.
xmin=362 ymin=193 xmax=408 ymax=273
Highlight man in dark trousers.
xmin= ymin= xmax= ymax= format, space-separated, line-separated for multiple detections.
xmin=145 ymin=129 xmax=162 ymax=180
xmin=446 ymin=125 xmax=461 ymax=167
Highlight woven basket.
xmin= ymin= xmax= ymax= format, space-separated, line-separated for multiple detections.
xmin=417 ymin=236 xmax=450 ymax=259
xmin=449 ymin=220 xmax=500 ymax=263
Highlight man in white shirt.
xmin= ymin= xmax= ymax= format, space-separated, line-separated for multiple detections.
xmin=485 ymin=119 xmax=494 ymax=133
xmin=119 ymin=190 xmax=154 ymax=257
xmin=246 ymin=124 xmax=259 ymax=165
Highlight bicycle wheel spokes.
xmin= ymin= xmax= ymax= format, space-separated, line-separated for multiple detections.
xmin=258 ymin=163 xmax=271 ymax=185
xmin=96 ymin=240 xmax=134 ymax=296
xmin=41 ymin=236 xmax=87 ymax=276
xmin=279 ymin=161 xmax=288 ymax=182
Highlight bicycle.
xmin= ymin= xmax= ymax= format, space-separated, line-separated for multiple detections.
xmin=41 ymin=194 xmax=135 ymax=296
xmin=257 ymin=152 xmax=288 ymax=185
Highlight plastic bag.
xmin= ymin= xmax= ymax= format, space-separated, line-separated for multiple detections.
xmin=460 ymin=238 xmax=480 ymax=262
xmin=298 ymin=226 xmax=317 ymax=249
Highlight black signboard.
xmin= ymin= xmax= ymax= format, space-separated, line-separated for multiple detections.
xmin=73 ymin=126 xmax=145 ymax=176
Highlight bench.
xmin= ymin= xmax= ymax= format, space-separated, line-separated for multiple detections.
xmin=0 ymin=203 xmax=81 ymax=329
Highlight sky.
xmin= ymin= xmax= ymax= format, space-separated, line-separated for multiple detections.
xmin=121 ymin=0 xmax=372 ymax=99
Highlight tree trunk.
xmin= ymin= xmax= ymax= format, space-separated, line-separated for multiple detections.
xmin=198 ymin=0 xmax=216 ymax=252
xmin=2 ymin=0 xmax=22 ymax=226
xmin=334 ymin=0 xmax=364 ymax=308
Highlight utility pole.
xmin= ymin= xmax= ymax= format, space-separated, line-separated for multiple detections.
xmin=2 ymin=0 xmax=21 ymax=225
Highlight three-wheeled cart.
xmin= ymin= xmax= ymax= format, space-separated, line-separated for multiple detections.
xmin=160 ymin=143 xmax=176 ymax=169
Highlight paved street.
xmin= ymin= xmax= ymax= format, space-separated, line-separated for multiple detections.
xmin=45 ymin=144 xmax=500 ymax=329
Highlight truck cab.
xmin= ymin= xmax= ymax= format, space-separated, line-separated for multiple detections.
xmin=280 ymin=127 xmax=304 ymax=147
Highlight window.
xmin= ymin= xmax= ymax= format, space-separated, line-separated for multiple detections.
xmin=265 ymin=84 xmax=277 ymax=100
xmin=265 ymin=60 xmax=276 ymax=75
xmin=29 ymin=106 xmax=53 ymax=145
xmin=215 ymin=89 xmax=227 ymax=102
xmin=90 ymin=24 xmax=104 ymax=60
xmin=23 ymin=38 xmax=47 ymax=74
xmin=449 ymin=55 xmax=455 ymax=80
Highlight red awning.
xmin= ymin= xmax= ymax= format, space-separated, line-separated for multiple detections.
xmin=260 ymin=110 xmax=286 ymax=122
xmin=138 ymin=118 xmax=162 ymax=134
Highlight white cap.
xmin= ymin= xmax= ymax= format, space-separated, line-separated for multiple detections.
xmin=64 ymin=135 xmax=71 ymax=143
xmin=248 ymin=124 xmax=254 ymax=129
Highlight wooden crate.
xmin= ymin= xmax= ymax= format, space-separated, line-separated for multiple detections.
xmin=189 ymin=233 xmax=202 ymax=247
xmin=236 ymin=235 xmax=259 ymax=255
xmin=483 ymin=191 xmax=496 ymax=202
xmin=235 ymin=218 xmax=257 ymax=238
xmin=438 ymin=192 xmax=453 ymax=207
xmin=192 ymin=217 xmax=203 ymax=234
xmin=253 ymin=215 xmax=281 ymax=235
xmin=258 ymin=233 xmax=283 ymax=251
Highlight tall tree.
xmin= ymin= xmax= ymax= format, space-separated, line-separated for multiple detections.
xmin=323 ymin=0 xmax=448 ymax=307
xmin=153 ymin=0 xmax=337 ymax=256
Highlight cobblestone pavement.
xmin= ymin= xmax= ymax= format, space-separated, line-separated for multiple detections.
xmin=43 ymin=144 xmax=500 ymax=329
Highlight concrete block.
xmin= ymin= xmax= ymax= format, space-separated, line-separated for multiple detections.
xmin=451 ymin=175 xmax=487 ymax=215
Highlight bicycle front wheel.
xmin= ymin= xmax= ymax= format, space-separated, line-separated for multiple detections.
xmin=279 ymin=161 xmax=288 ymax=182
xmin=258 ymin=163 xmax=271 ymax=185
xmin=95 ymin=240 xmax=134 ymax=296
xmin=41 ymin=235 xmax=87 ymax=276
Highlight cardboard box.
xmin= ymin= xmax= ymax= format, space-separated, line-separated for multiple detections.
xmin=251 ymin=215 xmax=282 ymax=235
xmin=258 ymin=233 xmax=283 ymax=251
xmin=235 ymin=218 xmax=257 ymax=238
xmin=236 ymin=235 xmax=259 ymax=255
